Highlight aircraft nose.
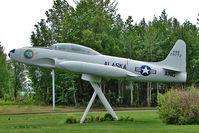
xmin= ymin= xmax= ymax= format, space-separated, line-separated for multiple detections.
xmin=8 ymin=49 xmax=16 ymax=58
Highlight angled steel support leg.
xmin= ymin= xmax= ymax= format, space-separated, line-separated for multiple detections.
xmin=90 ymin=82 xmax=118 ymax=120
xmin=80 ymin=90 xmax=97 ymax=124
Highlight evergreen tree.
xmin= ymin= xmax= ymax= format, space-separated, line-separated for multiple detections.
xmin=0 ymin=42 xmax=14 ymax=100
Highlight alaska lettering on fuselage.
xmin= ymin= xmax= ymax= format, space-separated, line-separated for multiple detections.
xmin=104 ymin=61 xmax=126 ymax=70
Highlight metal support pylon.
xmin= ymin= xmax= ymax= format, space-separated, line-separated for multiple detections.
xmin=80 ymin=81 xmax=118 ymax=123
xmin=51 ymin=69 xmax=55 ymax=110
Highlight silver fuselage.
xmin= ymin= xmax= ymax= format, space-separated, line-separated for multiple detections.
xmin=10 ymin=47 xmax=186 ymax=82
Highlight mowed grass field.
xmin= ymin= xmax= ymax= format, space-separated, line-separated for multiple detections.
xmin=0 ymin=106 xmax=199 ymax=133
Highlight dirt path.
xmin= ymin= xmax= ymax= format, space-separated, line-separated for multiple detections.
xmin=0 ymin=105 xmax=156 ymax=115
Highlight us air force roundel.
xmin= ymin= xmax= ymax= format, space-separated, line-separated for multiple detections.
xmin=135 ymin=65 xmax=156 ymax=76
xmin=23 ymin=49 xmax=34 ymax=60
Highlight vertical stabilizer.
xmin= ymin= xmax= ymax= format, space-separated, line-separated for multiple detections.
xmin=159 ymin=40 xmax=186 ymax=72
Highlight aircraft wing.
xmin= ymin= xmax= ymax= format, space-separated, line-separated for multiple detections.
xmin=55 ymin=60 xmax=139 ymax=78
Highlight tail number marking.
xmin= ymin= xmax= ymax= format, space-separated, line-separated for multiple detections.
xmin=170 ymin=50 xmax=181 ymax=57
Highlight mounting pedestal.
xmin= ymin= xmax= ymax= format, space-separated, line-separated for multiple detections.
xmin=80 ymin=81 xmax=118 ymax=123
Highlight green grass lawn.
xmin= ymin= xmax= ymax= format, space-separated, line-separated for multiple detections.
xmin=0 ymin=110 xmax=199 ymax=133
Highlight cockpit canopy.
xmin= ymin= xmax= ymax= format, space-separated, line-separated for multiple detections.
xmin=50 ymin=43 xmax=101 ymax=55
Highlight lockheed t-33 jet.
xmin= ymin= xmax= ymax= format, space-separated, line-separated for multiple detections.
xmin=9 ymin=40 xmax=186 ymax=123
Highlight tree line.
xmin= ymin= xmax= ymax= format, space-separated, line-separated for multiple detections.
xmin=1 ymin=0 xmax=199 ymax=107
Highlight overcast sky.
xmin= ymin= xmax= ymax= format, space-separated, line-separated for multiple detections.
xmin=0 ymin=0 xmax=199 ymax=54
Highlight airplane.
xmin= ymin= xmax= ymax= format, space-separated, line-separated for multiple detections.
xmin=9 ymin=39 xmax=186 ymax=123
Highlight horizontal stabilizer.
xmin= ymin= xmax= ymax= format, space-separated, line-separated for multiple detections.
xmin=162 ymin=66 xmax=181 ymax=72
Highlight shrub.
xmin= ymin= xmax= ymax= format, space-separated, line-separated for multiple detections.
xmin=157 ymin=88 xmax=199 ymax=125
xmin=65 ymin=113 xmax=134 ymax=124
xmin=118 ymin=116 xmax=123 ymax=121
xmin=99 ymin=117 xmax=105 ymax=122
xmin=65 ymin=117 xmax=73 ymax=123
xmin=90 ymin=116 xmax=94 ymax=122
xmin=118 ymin=116 xmax=134 ymax=122
xmin=104 ymin=113 xmax=114 ymax=121
xmin=65 ymin=114 xmax=77 ymax=124
xmin=129 ymin=117 xmax=134 ymax=121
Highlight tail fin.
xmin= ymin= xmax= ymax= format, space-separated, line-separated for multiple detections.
xmin=159 ymin=40 xmax=186 ymax=72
